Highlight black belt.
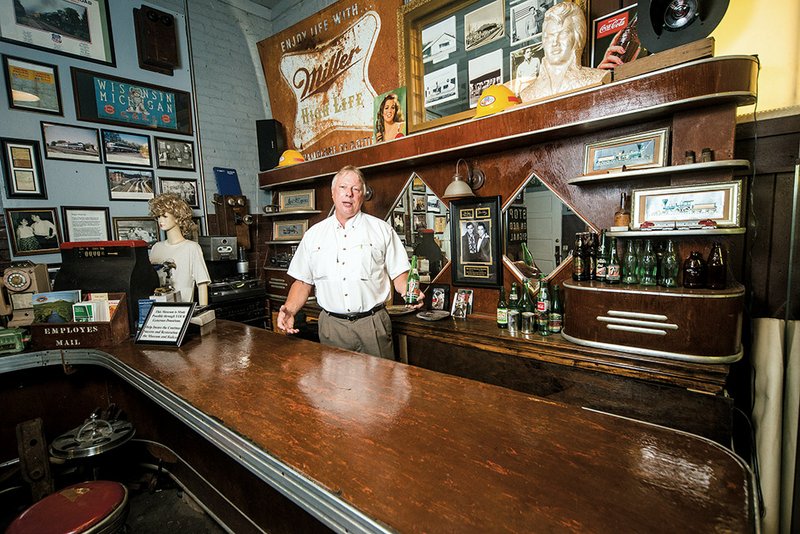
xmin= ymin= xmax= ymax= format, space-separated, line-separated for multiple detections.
xmin=325 ymin=303 xmax=385 ymax=321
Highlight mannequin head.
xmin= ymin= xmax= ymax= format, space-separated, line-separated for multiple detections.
xmin=149 ymin=193 xmax=196 ymax=237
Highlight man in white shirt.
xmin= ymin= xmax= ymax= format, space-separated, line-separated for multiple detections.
xmin=277 ymin=166 xmax=422 ymax=359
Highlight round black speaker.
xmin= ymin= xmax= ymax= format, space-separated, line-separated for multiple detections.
xmin=638 ymin=0 xmax=729 ymax=53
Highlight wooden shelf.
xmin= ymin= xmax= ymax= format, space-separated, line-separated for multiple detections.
xmin=262 ymin=210 xmax=321 ymax=217
xmin=606 ymin=227 xmax=746 ymax=237
xmin=568 ymin=159 xmax=751 ymax=185
xmin=265 ymin=240 xmax=301 ymax=245
xmin=263 ymin=266 xmax=289 ymax=272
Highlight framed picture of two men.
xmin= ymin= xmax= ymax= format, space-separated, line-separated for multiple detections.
xmin=450 ymin=196 xmax=502 ymax=287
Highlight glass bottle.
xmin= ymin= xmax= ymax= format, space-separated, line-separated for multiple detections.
xmin=617 ymin=13 xmax=641 ymax=63
xmin=496 ymin=287 xmax=508 ymax=329
xmin=519 ymin=279 xmax=535 ymax=334
xmin=706 ymin=242 xmax=727 ymax=289
xmin=639 ymin=239 xmax=657 ymax=286
xmin=405 ymin=255 xmax=420 ymax=304
xmin=509 ymin=282 xmax=519 ymax=310
xmin=572 ymin=232 xmax=585 ymax=281
xmin=536 ymin=277 xmax=550 ymax=336
xmin=587 ymin=232 xmax=598 ymax=280
xmin=606 ymin=237 xmax=621 ymax=284
xmin=622 ymin=240 xmax=639 ymax=284
xmin=521 ymin=242 xmax=534 ymax=267
xmin=594 ymin=231 xmax=608 ymax=282
xmin=660 ymin=240 xmax=679 ymax=288
xmin=507 ymin=283 xmax=520 ymax=334
xmin=682 ymin=251 xmax=706 ymax=289
xmin=614 ymin=192 xmax=631 ymax=228
xmin=548 ymin=285 xmax=563 ymax=334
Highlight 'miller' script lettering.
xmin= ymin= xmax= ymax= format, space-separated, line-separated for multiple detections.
xmin=292 ymin=46 xmax=361 ymax=102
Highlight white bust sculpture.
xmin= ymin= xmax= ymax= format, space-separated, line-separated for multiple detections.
xmin=519 ymin=2 xmax=610 ymax=102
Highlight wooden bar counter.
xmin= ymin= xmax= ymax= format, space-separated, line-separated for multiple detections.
xmin=0 ymin=320 xmax=756 ymax=532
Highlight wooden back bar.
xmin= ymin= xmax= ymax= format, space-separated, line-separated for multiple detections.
xmin=94 ymin=321 xmax=754 ymax=532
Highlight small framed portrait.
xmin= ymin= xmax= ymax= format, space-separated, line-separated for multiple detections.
xmin=584 ymin=127 xmax=670 ymax=175
xmin=273 ymin=220 xmax=308 ymax=241
xmin=391 ymin=211 xmax=405 ymax=234
xmin=41 ymin=122 xmax=101 ymax=163
xmin=3 ymin=55 xmax=62 ymax=114
xmin=106 ymin=167 xmax=155 ymax=201
xmin=101 ymin=129 xmax=151 ymax=167
xmin=155 ymin=137 xmax=195 ymax=170
xmin=278 ymin=189 xmax=315 ymax=211
xmin=450 ymin=196 xmax=502 ymax=287
xmin=159 ymin=177 xmax=199 ymax=209
xmin=413 ymin=194 xmax=427 ymax=212
xmin=429 ymin=284 xmax=451 ymax=312
xmin=113 ymin=217 xmax=160 ymax=247
xmin=434 ymin=215 xmax=448 ymax=234
xmin=412 ymin=213 xmax=427 ymax=230
xmin=61 ymin=206 xmax=111 ymax=242
xmin=5 ymin=207 xmax=62 ymax=256
xmin=1 ymin=138 xmax=46 ymax=199
xmin=451 ymin=288 xmax=474 ymax=318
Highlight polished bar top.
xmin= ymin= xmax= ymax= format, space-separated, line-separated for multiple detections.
xmin=4 ymin=321 xmax=756 ymax=532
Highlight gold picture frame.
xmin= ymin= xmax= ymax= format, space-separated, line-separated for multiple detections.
xmin=631 ymin=181 xmax=742 ymax=229
xmin=272 ymin=220 xmax=309 ymax=241
xmin=583 ymin=127 xmax=670 ymax=175
xmin=278 ymin=189 xmax=315 ymax=212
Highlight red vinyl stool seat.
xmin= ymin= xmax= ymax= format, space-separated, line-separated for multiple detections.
xmin=6 ymin=481 xmax=129 ymax=534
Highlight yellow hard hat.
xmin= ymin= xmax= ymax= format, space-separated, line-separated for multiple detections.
xmin=474 ymin=85 xmax=521 ymax=118
xmin=278 ymin=149 xmax=305 ymax=167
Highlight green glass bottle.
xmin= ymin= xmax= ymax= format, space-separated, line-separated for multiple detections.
xmin=660 ymin=240 xmax=679 ymax=288
xmin=521 ymin=242 xmax=534 ymax=267
xmin=606 ymin=237 xmax=621 ymax=284
xmin=536 ymin=277 xmax=550 ymax=336
xmin=497 ymin=287 xmax=508 ymax=328
xmin=519 ymin=279 xmax=535 ymax=334
xmin=639 ymin=239 xmax=657 ymax=286
xmin=548 ymin=285 xmax=563 ymax=334
xmin=622 ymin=240 xmax=639 ymax=284
xmin=405 ymin=255 xmax=420 ymax=304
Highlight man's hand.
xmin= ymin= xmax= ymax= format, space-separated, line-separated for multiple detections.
xmin=409 ymin=290 xmax=425 ymax=310
xmin=277 ymin=304 xmax=299 ymax=334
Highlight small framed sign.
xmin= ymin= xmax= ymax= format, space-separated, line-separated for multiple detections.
xmin=583 ymin=127 xmax=669 ymax=175
xmin=135 ymin=302 xmax=196 ymax=346
xmin=278 ymin=189 xmax=315 ymax=211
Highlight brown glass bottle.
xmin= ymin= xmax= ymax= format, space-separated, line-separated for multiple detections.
xmin=617 ymin=13 xmax=640 ymax=63
xmin=706 ymin=242 xmax=727 ymax=289
xmin=614 ymin=193 xmax=631 ymax=228
xmin=682 ymin=251 xmax=706 ymax=289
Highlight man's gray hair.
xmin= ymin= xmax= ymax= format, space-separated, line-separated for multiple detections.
xmin=331 ymin=165 xmax=366 ymax=191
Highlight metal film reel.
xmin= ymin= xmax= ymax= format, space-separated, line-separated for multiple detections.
xmin=50 ymin=415 xmax=135 ymax=459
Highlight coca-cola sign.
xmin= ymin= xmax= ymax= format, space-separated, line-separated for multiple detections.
xmin=596 ymin=12 xmax=629 ymax=39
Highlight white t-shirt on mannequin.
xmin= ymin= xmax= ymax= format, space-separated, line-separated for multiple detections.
xmin=149 ymin=239 xmax=210 ymax=303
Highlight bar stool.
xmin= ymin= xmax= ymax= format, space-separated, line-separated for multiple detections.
xmin=5 ymin=480 xmax=129 ymax=534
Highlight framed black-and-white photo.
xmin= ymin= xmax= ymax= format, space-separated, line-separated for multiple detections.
xmin=427 ymin=195 xmax=441 ymax=213
xmin=468 ymin=49 xmax=503 ymax=108
xmin=106 ymin=167 xmax=155 ymax=201
xmin=413 ymin=213 xmax=427 ymax=230
xmin=3 ymin=55 xmax=62 ymax=114
xmin=5 ymin=207 xmax=61 ymax=256
xmin=450 ymin=196 xmax=502 ymax=287
xmin=412 ymin=194 xmax=427 ymax=212
xmin=464 ymin=0 xmax=505 ymax=51
xmin=510 ymin=0 xmax=547 ymax=46
xmin=422 ymin=15 xmax=456 ymax=64
xmin=155 ymin=137 xmax=195 ymax=170
xmin=391 ymin=211 xmax=406 ymax=235
xmin=0 ymin=1 xmax=115 ymax=66
xmin=159 ymin=177 xmax=199 ymax=209
xmin=101 ymin=130 xmax=151 ymax=167
xmin=41 ymin=122 xmax=101 ymax=163
xmin=112 ymin=217 xmax=160 ymax=247
xmin=61 ymin=206 xmax=111 ymax=242
xmin=424 ymin=63 xmax=458 ymax=108
xmin=1 ymin=138 xmax=46 ymax=199
xmin=510 ymin=43 xmax=544 ymax=95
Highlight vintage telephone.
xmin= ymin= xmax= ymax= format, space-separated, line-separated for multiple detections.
xmin=0 ymin=261 xmax=51 ymax=327
xmin=213 ymin=194 xmax=253 ymax=249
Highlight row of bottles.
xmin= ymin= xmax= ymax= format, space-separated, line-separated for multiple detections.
xmin=573 ymin=232 xmax=728 ymax=289
xmin=497 ymin=278 xmax=563 ymax=336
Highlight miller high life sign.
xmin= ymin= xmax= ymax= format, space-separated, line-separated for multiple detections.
xmin=257 ymin=1 xmax=401 ymax=161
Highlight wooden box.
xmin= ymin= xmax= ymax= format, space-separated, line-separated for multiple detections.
xmin=561 ymin=281 xmax=743 ymax=362
xmin=30 ymin=293 xmax=130 ymax=351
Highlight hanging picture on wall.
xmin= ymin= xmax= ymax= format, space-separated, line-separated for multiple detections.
xmin=106 ymin=167 xmax=155 ymax=201
xmin=5 ymin=207 xmax=61 ymax=256
xmin=72 ymin=68 xmax=193 ymax=135
xmin=468 ymin=49 xmax=503 ymax=108
xmin=1 ymin=138 xmax=46 ymax=199
xmin=112 ymin=217 xmax=159 ymax=247
xmin=0 ymin=0 xmax=115 ymax=66
xmin=422 ymin=15 xmax=456 ymax=64
xmin=101 ymin=130 xmax=151 ymax=167
xmin=2 ymin=55 xmax=62 ymax=115
xmin=591 ymin=4 xmax=646 ymax=69
xmin=450 ymin=196 xmax=502 ymax=287
xmin=159 ymin=177 xmax=199 ymax=209
xmin=61 ymin=206 xmax=111 ymax=242
xmin=155 ymin=137 xmax=195 ymax=170
xmin=464 ymin=0 xmax=505 ymax=52
xmin=41 ymin=122 xmax=101 ymax=163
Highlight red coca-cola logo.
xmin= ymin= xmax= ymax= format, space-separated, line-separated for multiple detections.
xmin=104 ymin=104 xmax=115 ymax=114
xmin=597 ymin=13 xmax=628 ymax=38
xmin=161 ymin=115 xmax=171 ymax=124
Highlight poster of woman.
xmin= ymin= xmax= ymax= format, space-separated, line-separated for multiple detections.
xmin=373 ymin=87 xmax=407 ymax=142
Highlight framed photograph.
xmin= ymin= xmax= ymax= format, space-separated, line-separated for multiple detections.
xmin=136 ymin=302 xmax=196 ymax=347
xmin=391 ymin=211 xmax=406 ymax=235
xmin=412 ymin=213 xmax=427 ymax=230
xmin=273 ymin=220 xmax=308 ymax=241
xmin=159 ymin=177 xmax=199 ymax=209
xmin=423 ymin=63 xmax=459 ymax=108
xmin=631 ymin=181 xmax=742 ymax=229
xmin=412 ymin=175 xmax=426 ymax=192
xmin=101 ymin=130 xmax=151 ymax=167
xmin=412 ymin=194 xmax=427 ymax=212
xmin=72 ymin=68 xmax=193 ymax=135
xmin=5 ymin=207 xmax=61 ymax=256
xmin=510 ymin=43 xmax=544 ymax=95
xmin=468 ymin=49 xmax=503 ymax=108
xmin=591 ymin=4 xmax=645 ymax=68
xmin=434 ymin=215 xmax=448 ymax=234
xmin=422 ymin=15 xmax=456 ymax=64
xmin=41 ymin=122 xmax=101 ymax=163
xmin=278 ymin=189 xmax=315 ymax=211
xmin=429 ymin=283 xmax=450 ymax=312
xmin=113 ymin=217 xmax=160 ymax=247
xmin=427 ymin=195 xmax=441 ymax=213
xmin=0 ymin=1 xmax=115 ymax=66
xmin=1 ymin=138 xmax=46 ymax=198
xmin=510 ymin=0 xmax=545 ymax=46
xmin=3 ymin=55 xmax=62 ymax=114
xmin=60 ymin=206 xmax=111 ymax=242
xmin=155 ymin=137 xmax=196 ymax=170
xmin=450 ymin=196 xmax=502 ymax=287
xmin=451 ymin=288 xmax=474 ymax=318
xmin=106 ymin=167 xmax=155 ymax=201
xmin=464 ymin=0 xmax=505 ymax=52
xmin=584 ymin=127 xmax=669 ymax=175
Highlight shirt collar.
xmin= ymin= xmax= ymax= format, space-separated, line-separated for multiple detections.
xmin=334 ymin=210 xmax=363 ymax=230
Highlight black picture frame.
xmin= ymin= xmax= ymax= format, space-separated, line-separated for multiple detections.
xmin=60 ymin=206 xmax=111 ymax=242
xmin=1 ymin=137 xmax=46 ymax=199
xmin=112 ymin=217 xmax=160 ymax=247
xmin=71 ymin=68 xmax=193 ymax=135
xmin=106 ymin=167 xmax=155 ymax=201
xmin=101 ymin=129 xmax=152 ymax=167
xmin=450 ymin=196 xmax=502 ymax=287
xmin=158 ymin=177 xmax=200 ymax=209
xmin=135 ymin=302 xmax=196 ymax=347
xmin=5 ymin=207 xmax=62 ymax=256
xmin=41 ymin=122 xmax=101 ymax=163
xmin=3 ymin=55 xmax=63 ymax=115
xmin=155 ymin=137 xmax=196 ymax=170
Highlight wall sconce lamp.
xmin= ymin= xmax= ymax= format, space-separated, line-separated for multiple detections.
xmin=442 ymin=159 xmax=485 ymax=200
